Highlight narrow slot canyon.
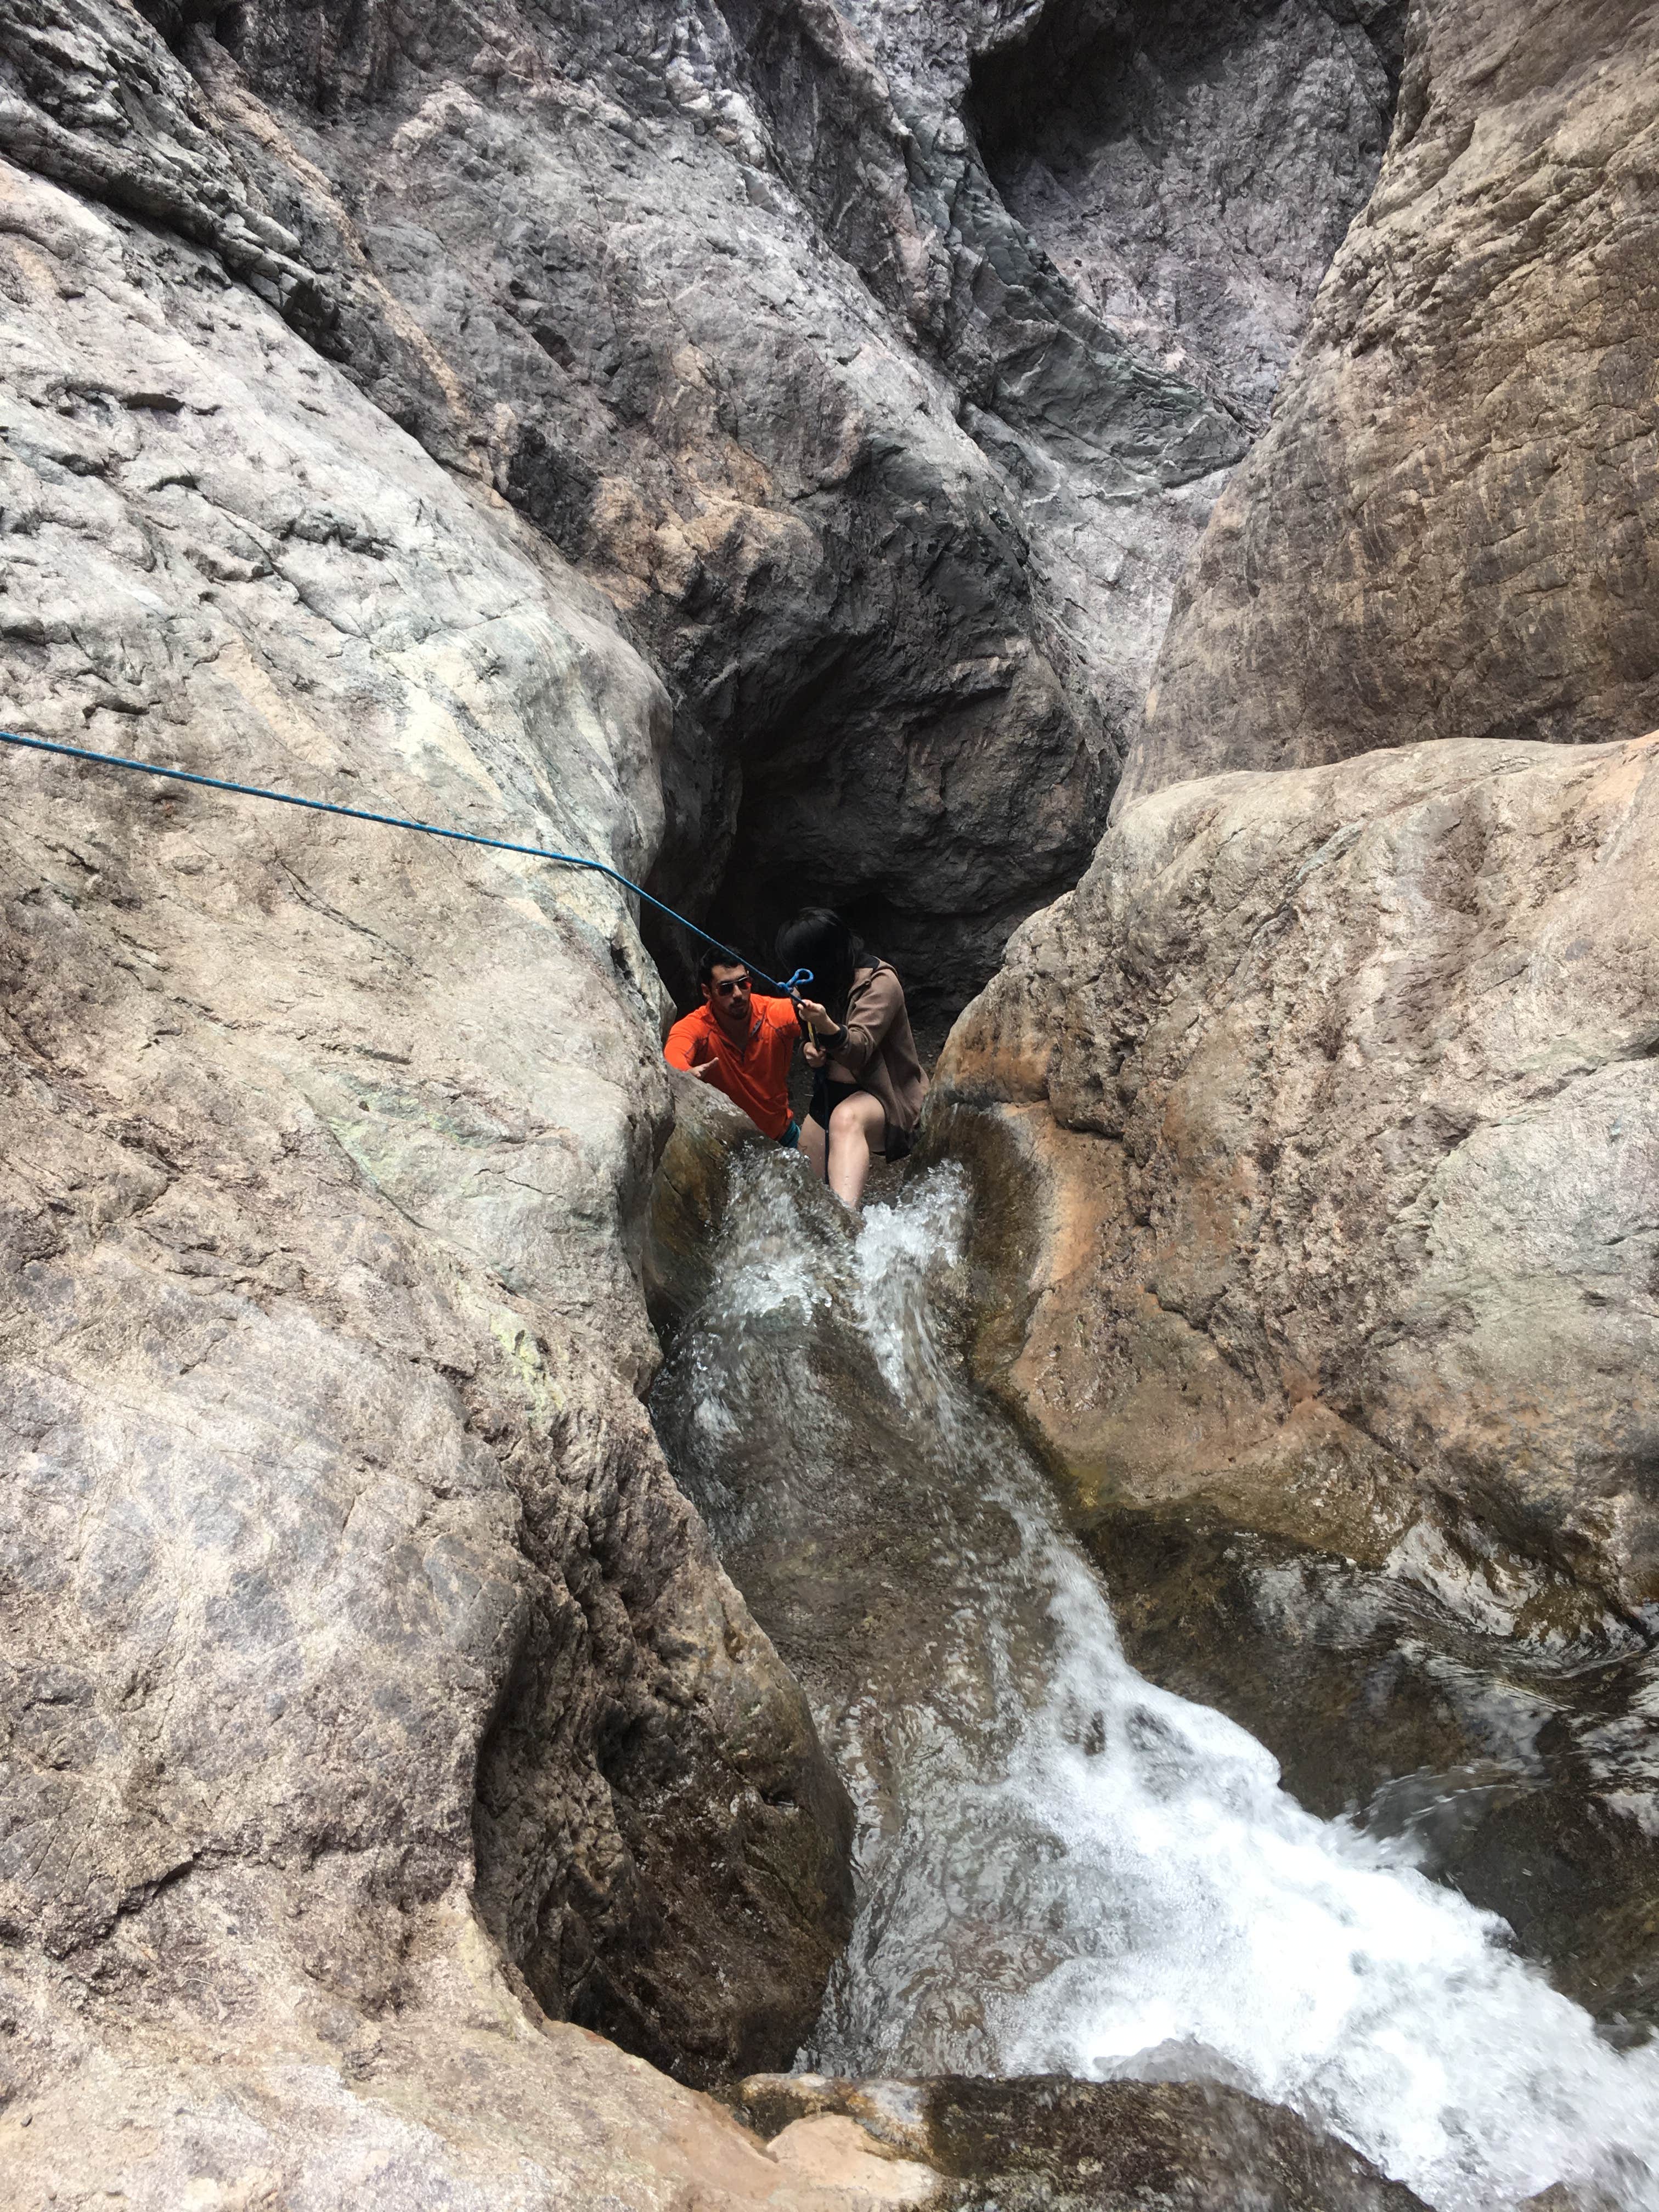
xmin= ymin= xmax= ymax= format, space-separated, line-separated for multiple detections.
xmin=1 ymin=0 xmax=1657 ymax=2207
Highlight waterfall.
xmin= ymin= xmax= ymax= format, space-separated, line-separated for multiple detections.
xmin=651 ymin=1157 xmax=1659 ymax=2212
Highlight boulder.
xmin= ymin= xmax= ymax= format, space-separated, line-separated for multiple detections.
xmin=737 ymin=2072 xmax=1430 ymax=2211
xmin=930 ymin=730 xmax=1659 ymax=2010
xmin=1124 ymin=0 xmax=1659 ymax=804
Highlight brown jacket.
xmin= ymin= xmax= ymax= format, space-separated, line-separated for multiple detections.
xmin=827 ymin=962 xmax=927 ymax=1142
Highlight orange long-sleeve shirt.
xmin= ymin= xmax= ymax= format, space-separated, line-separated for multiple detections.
xmin=663 ymin=994 xmax=802 ymax=1139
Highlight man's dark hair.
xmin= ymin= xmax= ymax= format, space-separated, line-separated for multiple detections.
xmin=697 ymin=946 xmax=749 ymax=989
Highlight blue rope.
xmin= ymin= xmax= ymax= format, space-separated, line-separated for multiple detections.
xmin=0 ymin=727 xmax=810 ymax=998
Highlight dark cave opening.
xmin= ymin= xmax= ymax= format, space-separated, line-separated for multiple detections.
xmin=641 ymin=669 xmax=1108 ymax=1053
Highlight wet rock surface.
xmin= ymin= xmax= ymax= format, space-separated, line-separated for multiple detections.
xmin=738 ymin=2072 xmax=1431 ymax=2210
xmin=648 ymin=1148 xmax=1513 ymax=2202
xmin=1125 ymin=0 xmax=1659 ymax=804
xmin=1083 ymin=1504 xmax=1659 ymax=2027
xmin=929 ymin=731 xmax=1659 ymax=2022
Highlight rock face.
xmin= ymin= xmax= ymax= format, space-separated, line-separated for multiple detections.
xmin=738 ymin=2072 xmax=1430 ymax=2211
xmin=0 ymin=142 xmax=868 ymax=2200
xmin=0 ymin=0 xmax=1479 ymax=2197
xmin=0 ymin=0 xmax=1398 ymax=1019
xmin=1125 ymin=0 xmax=1659 ymax=805
xmin=968 ymin=0 xmax=1404 ymax=426
xmin=930 ymin=731 xmax=1659 ymax=2013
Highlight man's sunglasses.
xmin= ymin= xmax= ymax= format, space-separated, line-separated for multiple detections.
xmin=713 ymin=975 xmax=750 ymax=996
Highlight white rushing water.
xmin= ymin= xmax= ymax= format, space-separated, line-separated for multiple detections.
xmin=652 ymin=1158 xmax=1659 ymax=2212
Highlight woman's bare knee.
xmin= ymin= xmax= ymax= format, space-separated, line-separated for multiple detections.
xmin=828 ymin=1095 xmax=883 ymax=1148
xmin=825 ymin=1094 xmax=883 ymax=1210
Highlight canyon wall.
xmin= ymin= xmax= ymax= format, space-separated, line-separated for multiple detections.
xmin=0 ymin=0 xmax=1383 ymax=2194
xmin=0 ymin=129 xmax=882 ymax=2212
xmin=941 ymin=730 xmax=1659 ymax=1615
xmin=0 ymin=0 xmax=1398 ymax=1017
xmin=1124 ymin=0 xmax=1659 ymax=803
xmin=0 ymin=0 xmax=1578 ymax=2196
xmin=934 ymin=0 xmax=1659 ymax=2028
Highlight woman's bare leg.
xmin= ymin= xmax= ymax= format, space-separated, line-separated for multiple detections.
xmin=826 ymin=1092 xmax=887 ymax=1211
xmin=800 ymin=1114 xmax=828 ymax=1181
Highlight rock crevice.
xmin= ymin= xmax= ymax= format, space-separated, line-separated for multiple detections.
xmin=1125 ymin=0 xmax=1659 ymax=804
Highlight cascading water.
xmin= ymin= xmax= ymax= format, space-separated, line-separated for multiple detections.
xmin=650 ymin=1155 xmax=1659 ymax=2212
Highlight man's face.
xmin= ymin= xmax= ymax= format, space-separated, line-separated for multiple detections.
xmin=704 ymin=963 xmax=752 ymax=1028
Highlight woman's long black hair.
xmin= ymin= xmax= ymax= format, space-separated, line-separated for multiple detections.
xmin=775 ymin=908 xmax=867 ymax=1023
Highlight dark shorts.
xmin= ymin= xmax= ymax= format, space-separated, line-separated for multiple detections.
xmin=807 ymin=1075 xmax=913 ymax=1163
xmin=776 ymin=1116 xmax=801 ymax=1150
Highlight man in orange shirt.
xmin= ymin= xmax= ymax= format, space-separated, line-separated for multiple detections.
xmin=663 ymin=951 xmax=805 ymax=1146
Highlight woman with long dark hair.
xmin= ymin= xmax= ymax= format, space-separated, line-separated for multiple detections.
xmin=776 ymin=908 xmax=927 ymax=1210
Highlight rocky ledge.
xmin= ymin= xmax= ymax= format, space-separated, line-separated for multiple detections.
xmin=736 ymin=2070 xmax=1431 ymax=2210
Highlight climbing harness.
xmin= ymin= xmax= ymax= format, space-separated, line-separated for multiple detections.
xmin=0 ymin=727 xmax=812 ymax=1001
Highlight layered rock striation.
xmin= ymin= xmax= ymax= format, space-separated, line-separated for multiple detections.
xmin=1125 ymin=0 xmax=1659 ymax=803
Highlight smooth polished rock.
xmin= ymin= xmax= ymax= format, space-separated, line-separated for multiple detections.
xmin=939 ymin=731 xmax=1659 ymax=1611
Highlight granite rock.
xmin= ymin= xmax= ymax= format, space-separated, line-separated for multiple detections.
xmin=967 ymin=0 xmax=1404 ymax=427
xmin=939 ymin=728 xmax=1659 ymax=1620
